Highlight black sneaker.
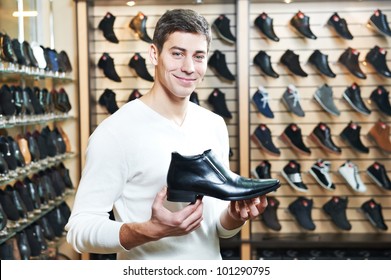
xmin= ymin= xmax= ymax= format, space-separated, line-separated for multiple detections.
xmin=251 ymin=124 xmax=280 ymax=157
xmin=279 ymin=123 xmax=311 ymax=156
xmin=361 ymin=199 xmax=388 ymax=230
xmin=323 ymin=196 xmax=352 ymax=231
xmin=212 ymin=14 xmax=236 ymax=44
xmin=281 ymin=160 xmax=308 ymax=192
xmin=340 ymin=121 xmax=369 ymax=153
xmin=338 ymin=47 xmax=366 ymax=79
xmin=309 ymin=159 xmax=335 ymax=191
xmin=254 ymin=12 xmax=280 ymax=42
xmin=98 ymin=12 xmax=119 ymax=44
xmin=343 ymin=83 xmax=371 ymax=115
xmin=252 ymin=160 xmax=271 ymax=179
xmin=288 ymin=196 xmax=316 ymax=230
xmin=365 ymin=46 xmax=391 ymax=78
xmin=208 ymin=50 xmax=235 ymax=81
xmin=207 ymin=88 xmax=232 ymax=119
xmin=366 ymin=162 xmax=391 ymax=191
xmin=368 ymin=9 xmax=391 ymax=37
xmin=327 ymin=12 xmax=353 ymax=40
xmin=98 ymin=89 xmax=119 ymax=114
xmin=260 ymin=196 xmax=281 ymax=231
xmin=128 ymin=53 xmax=154 ymax=82
xmin=98 ymin=53 xmax=121 ymax=82
xmin=370 ymin=86 xmax=391 ymax=116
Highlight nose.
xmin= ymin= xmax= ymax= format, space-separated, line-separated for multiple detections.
xmin=181 ymin=56 xmax=195 ymax=74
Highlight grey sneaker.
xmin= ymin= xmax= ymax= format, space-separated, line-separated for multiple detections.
xmin=282 ymin=84 xmax=305 ymax=117
xmin=314 ymin=84 xmax=340 ymax=116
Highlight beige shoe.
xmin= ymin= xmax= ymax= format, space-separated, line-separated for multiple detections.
xmin=367 ymin=120 xmax=391 ymax=153
xmin=16 ymin=134 xmax=31 ymax=165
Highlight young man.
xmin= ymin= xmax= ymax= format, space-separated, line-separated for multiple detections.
xmin=66 ymin=9 xmax=267 ymax=260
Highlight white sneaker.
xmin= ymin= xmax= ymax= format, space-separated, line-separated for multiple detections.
xmin=338 ymin=160 xmax=367 ymax=192
xmin=31 ymin=41 xmax=47 ymax=70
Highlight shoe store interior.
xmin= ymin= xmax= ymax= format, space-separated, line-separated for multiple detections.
xmin=0 ymin=0 xmax=390 ymax=261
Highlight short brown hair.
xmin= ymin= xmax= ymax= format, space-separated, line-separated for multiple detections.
xmin=152 ymin=9 xmax=211 ymax=53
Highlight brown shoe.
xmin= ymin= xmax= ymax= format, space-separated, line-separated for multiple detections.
xmin=367 ymin=120 xmax=391 ymax=153
xmin=16 ymin=134 xmax=31 ymax=165
xmin=55 ymin=124 xmax=71 ymax=153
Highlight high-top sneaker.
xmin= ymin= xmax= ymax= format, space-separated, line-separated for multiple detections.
xmin=254 ymin=12 xmax=280 ymax=42
xmin=370 ymin=86 xmax=391 ymax=116
xmin=288 ymin=196 xmax=316 ymax=230
xmin=338 ymin=160 xmax=367 ymax=193
xmin=366 ymin=162 xmax=391 ymax=191
xmin=128 ymin=53 xmax=154 ymax=82
xmin=98 ymin=12 xmax=119 ymax=43
xmin=309 ymin=159 xmax=335 ymax=191
xmin=327 ymin=12 xmax=353 ymax=40
xmin=129 ymin=11 xmax=153 ymax=43
xmin=322 ymin=196 xmax=352 ymax=230
xmin=208 ymin=50 xmax=235 ymax=81
xmin=365 ymin=46 xmax=391 ymax=78
xmin=281 ymin=160 xmax=308 ymax=192
xmin=309 ymin=122 xmax=341 ymax=155
xmin=338 ymin=47 xmax=366 ymax=79
xmin=340 ymin=121 xmax=369 ymax=153
xmin=98 ymin=53 xmax=121 ymax=82
xmin=252 ymin=160 xmax=271 ymax=179
xmin=279 ymin=123 xmax=311 ymax=156
xmin=207 ymin=88 xmax=232 ymax=119
xmin=343 ymin=83 xmax=371 ymax=115
xmin=252 ymin=86 xmax=274 ymax=118
xmin=251 ymin=124 xmax=280 ymax=156
xmin=128 ymin=89 xmax=142 ymax=102
xmin=98 ymin=89 xmax=119 ymax=114
xmin=290 ymin=11 xmax=317 ymax=39
xmin=260 ymin=196 xmax=281 ymax=231
xmin=361 ymin=199 xmax=388 ymax=230
xmin=212 ymin=14 xmax=236 ymax=44
xmin=313 ymin=84 xmax=340 ymax=116
xmin=367 ymin=120 xmax=391 ymax=153
xmin=282 ymin=84 xmax=305 ymax=117
xmin=308 ymin=50 xmax=336 ymax=78
xmin=253 ymin=51 xmax=279 ymax=78
xmin=368 ymin=9 xmax=391 ymax=37
xmin=189 ymin=92 xmax=200 ymax=105
xmin=280 ymin=50 xmax=308 ymax=77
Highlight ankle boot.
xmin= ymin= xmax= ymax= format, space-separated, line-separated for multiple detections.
xmin=208 ymin=50 xmax=235 ymax=81
xmin=98 ymin=52 xmax=122 ymax=82
xmin=368 ymin=9 xmax=391 ymax=37
xmin=30 ymin=87 xmax=44 ymax=115
xmin=280 ymin=123 xmax=311 ymax=156
xmin=14 ymin=181 xmax=34 ymax=214
xmin=251 ymin=124 xmax=281 ymax=157
xmin=167 ymin=149 xmax=280 ymax=202
xmin=253 ymin=160 xmax=271 ymax=179
xmin=370 ymin=86 xmax=391 ymax=116
xmin=309 ymin=122 xmax=341 ymax=155
xmin=254 ymin=12 xmax=279 ymax=42
xmin=280 ymin=49 xmax=308 ymax=77
xmin=338 ymin=47 xmax=366 ymax=79
xmin=98 ymin=12 xmax=119 ymax=43
xmin=7 ymin=136 xmax=25 ymax=168
xmin=308 ymin=49 xmax=336 ymax=78
xmin=340 ymin=121 xmax=369 ymax=153
xmin=365 ymin=46 xmax=391 ymax=78
xmin=212 ymin=14 xmax=236 ymax=44
xmin=11 ymin=85 xmax=26 ymax=117
xmin=343 ymin=83 xmax=371 ymax=115
xmin=367 ymin=120 xmax=391 ymax=153
xmin=0 ymin=136 xmax=18 ymax=171
xmin=253 ymin=50 xmax=279 ymax=78
xmin=129 ymin=11 xmax=153 ymax=43
xmin=207 ymin=88 xmax=232 ymax=119
xmin=327 ymin=12 xmax=353 ymax=40
xmin=261 ymin=196 xmax=281 ymax=231
xmin=23 ymin=177 xmax=42 ymax=212
xmin=98 ymin=89 xmax=119 ymax=114
xmin=290 ymin=11 xmax=317 ymax=39
xmin=128 ymin=52 xmax=154 ymax=82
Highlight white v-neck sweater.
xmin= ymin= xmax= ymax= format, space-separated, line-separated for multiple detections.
xmin=65 ymin=99 xmax=242 ymax=259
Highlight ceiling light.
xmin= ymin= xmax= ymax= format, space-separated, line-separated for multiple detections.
xmin=12 ymin=11 xmax=38 ymax=17
xmin=195 ymin=0 xmax=203 ymax=4
xmin=284 ymin=0 xmax=292 ymax=3
xmin=127 ymin=1 xmax=136 ymax=6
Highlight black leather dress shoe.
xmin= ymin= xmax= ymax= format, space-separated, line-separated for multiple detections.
xmin=340 ymin=121 xmax=369 ymax=153
xmin=368 ymin=9 xmax=391 ymax=37
xmin=327 ymin=12 xmax=353 ymax=40
xmin=370 ymin=86 xmax=391 ymax=116
xmin=0 ymin=136 xmax=18 ymax=171
xmin=98 ymin=12 xmax=119 ymax=44
xmin=208 ymin=50 xmax=235 ymax=81
xmin=254 ymin=12 xmax=279 ymax=42
xmin=338 ymin=47 xmax=366 ymax=79
xmin=253 ymin=50 xmax=279 ymax=78
xmin=98 ymin=52 xmax=122 ymax=82
xmin=23 ymin=177 xmax=41 ymax=212
xmin=365 ymin=46 xmax=391 ymax=78
xmin=167 ymin=149 xmax=280 ymax=203
xmin=308 ymin=50 xmax=336 ymax=78
xmin=128 ymin=53 xmax=154 ymax=82
xmin=213 ymin=14 xmax=236 ymax=44
xmin=99 ymin=88 xmax=119 ymax=114
xmin=129 ymin=11 xmax=153 ymax=43
xmin=290 ymin=11 xmax=317 ymax=39
xmin=17 ymin=231 xmax=31 ymax=260
xmin=7 ymin=136 xmax=25 ymax=168
xmin=309 ymin=122 xmax=341 ymax=155
xmin=11 ymin=39 xmax=27 ymax=66
xmin=280 ymin=49 xmax=308 ymax=77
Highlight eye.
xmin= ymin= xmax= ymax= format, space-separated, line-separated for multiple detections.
xmin=194 ymin=54 xmax=205 ymax=61
xmin=172 ymin=51 xmax=183 ymax=57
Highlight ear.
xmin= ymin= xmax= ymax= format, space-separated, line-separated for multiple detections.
xmin=149 ymin=44 xmax=158 ymax=66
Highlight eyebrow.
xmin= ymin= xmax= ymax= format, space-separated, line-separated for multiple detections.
xmin=170 ymin=46 xmax=206 ymax=54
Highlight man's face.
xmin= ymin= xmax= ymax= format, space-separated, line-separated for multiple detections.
xmin=153 ymin=31 xmax=208 ymax=98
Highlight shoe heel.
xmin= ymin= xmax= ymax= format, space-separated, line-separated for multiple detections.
xmin=167 ymin=188 xmax=198 ymax=203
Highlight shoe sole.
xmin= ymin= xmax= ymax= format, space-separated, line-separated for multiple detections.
xmin=313 ymin=94 xmax=340 ymax=116
xmin=308 ymin=132 xmax=341 ymax=155
xmin=212 ymin=22 xmax=235 ymax=44
xmin=366 ymin=169 xmax=388 ymax=190
xmin=367 ymin=20 xmax=391 ymax=37
xmin=251 ymin=134 xmax=281 ymax=157
xmin=281 ymin=169 xmax=308 ymax=192
xmin=342 ymin=92 xmax=370 ymax=115
xmin=308 ymin=168 xmax=335 ymax=191
xmin=279 ymin=132 xmax=311 ymax=156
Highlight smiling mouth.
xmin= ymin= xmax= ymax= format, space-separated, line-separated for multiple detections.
xmin=174 ymin=75 xmax=197 ymax=82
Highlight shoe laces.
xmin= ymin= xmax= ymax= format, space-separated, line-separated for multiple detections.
xmin=260 ymin=92 xmax=269 ymax=108
xmin=288 ymin=90 xmax=300 ymax=107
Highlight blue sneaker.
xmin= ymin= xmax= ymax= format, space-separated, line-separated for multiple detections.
xmin=252 ymin=86 xmax=274 ymax=118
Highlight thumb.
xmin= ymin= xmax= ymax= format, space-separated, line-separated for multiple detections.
xmin=153 ymin=186 xmax=167 ymax=206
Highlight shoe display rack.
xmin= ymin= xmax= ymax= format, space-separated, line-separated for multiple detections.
xmin=76 ymin=0 xmax=390 ymax=260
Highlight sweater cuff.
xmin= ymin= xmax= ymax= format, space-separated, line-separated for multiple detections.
xmin=216 ymin=218 xmax=246 ymax=239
